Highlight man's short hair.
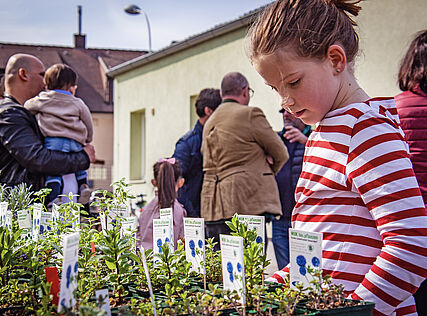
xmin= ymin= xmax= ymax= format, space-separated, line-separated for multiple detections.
xmin=195 ymin=88 xmax=221 ymax=118
xmin=220 ymin=72 xmax=249 ymax=97
xmin=44 ymin=64 xmax=78 ymax=90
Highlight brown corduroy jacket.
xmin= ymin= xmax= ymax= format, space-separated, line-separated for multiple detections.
xmin=201 ymin=100 xmax=289 ymax=221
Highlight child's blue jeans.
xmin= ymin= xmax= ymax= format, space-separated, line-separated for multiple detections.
xmin=45 ymin=137 xmax=87 ymax=199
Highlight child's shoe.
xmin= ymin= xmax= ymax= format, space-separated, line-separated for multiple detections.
xmin=78 ymin=184 xmax=91 ymax=205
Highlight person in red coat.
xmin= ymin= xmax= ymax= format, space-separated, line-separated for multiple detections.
xmin=395 ymin=29 xmax=427 ymax=315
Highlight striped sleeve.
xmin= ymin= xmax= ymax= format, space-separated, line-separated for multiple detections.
xmin=346 ymin=112 xmax=427 ymax=315
xmin=269 ymin=265 xmax=289 ymax=283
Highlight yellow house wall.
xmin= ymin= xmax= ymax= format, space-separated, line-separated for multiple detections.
xmin=113 ymin=1 xmax=427 ymax=201
xmin=88 ymin=112 xmax=113 ymax=190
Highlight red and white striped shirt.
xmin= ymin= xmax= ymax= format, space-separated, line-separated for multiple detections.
xmin=271 ymin=98 xmax=427 ymax=316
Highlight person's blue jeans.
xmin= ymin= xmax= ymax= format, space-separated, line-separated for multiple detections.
xmin=44 ymin=137 xmax=87 ymax=200
xmin=272 ymin=216 xmax=291 ymax=270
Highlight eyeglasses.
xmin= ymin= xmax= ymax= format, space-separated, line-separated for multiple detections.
xmin=248 ymin=87 xmax=254 ymax=98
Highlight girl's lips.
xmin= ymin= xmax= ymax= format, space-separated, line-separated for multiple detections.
xmin=294 ymin=109 xmax=305 ymax=118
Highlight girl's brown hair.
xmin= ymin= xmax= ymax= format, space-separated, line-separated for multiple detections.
xmin=153 ymin=159 xmax=182 ymax=209
xmin=248 ymin=0 xmax=362 ymax=62
xmin=398 ymin=30 xmax=427 ymax=95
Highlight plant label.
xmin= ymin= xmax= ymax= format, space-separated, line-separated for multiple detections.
xmin=112 ymin=206 xmax=128 ymax=218
xmin=237 ymin=214 xmax=265 ymax=251
xmin=0 ymin=201 xmax=8 ymax=227
xmin=289 ymin=228 xmax=322 ymax=290
xmin=52 ymin=203 xmax=60 ymax=223
xmin=220 ymin=234 xmax=246 ymax=305
xmin=159 ymin=208 xmax=174 ymax=247
xmin=72 ymin=206 xmax=80 ymax=231
xmin=100 ymin=208 xmax=126 ymax=234
xmin=17 ymin=209 xmax=32 ymax=239
xmin=32 ymin=203 xmax=42 ymax=242
xmin=139 ymin=246 xmax=157 ymax=316
xmin=5 ymin=211 xmax=12 ymax=230
xmin=183 ymin=218 xmax=205 ymax=274
xmin=39 ymin=211 xmax=53 ymax=238
xmin=121 ymin=216 xmax=137 ymax=238
xmin=153 ymin=218 xmax=173 ymax=257
xmin=58 ymin=232 xmax=80 ymax=313
xmin=95 ymin=289 xmax=111 ymax=316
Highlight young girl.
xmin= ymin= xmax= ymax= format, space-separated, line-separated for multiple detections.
xmin=137 ymin=158 xmax=186 ymax=250
xmin=248 ymin=1 xmax=427 ymax=315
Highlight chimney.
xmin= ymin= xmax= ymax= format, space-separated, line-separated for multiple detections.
xmin=74 ymin=5 xmax=86 ymax=49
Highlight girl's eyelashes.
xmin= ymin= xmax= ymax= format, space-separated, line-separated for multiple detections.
xmin=268 ymin=85 xmax=277 ymax=92
xmin=288 ymin=78 xmax=300 ymax=87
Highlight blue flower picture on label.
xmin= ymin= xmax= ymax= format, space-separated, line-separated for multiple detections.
xmin=189 ymin=239 xmax=195 ymax=249
xmin=74 ymin=262 xmax=78 ymax=273
xmin=296 ymin=255 xmax=306 ymax=267
xmin=311 ymin=256 xmax=320 ymax=267
xmin=66 ymin=265 xmax=72 ymax=288
xmin=237 ymin=262 xmax=242 ymax=273
xmin=299 ymin=265 xmax=307 ymax=276
xmin=157 ymin=238 xmax=163 ymax=253
xmin=227 ymin=261 xmax=233 ymax=274
xmin=198 ymin=239 xmax=203 ymax=249
xmin=256 ymin=236 xmax=263 ymax=244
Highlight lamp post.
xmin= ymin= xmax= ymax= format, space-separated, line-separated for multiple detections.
xmin=124 ymin=4 xmax=152 ymax=52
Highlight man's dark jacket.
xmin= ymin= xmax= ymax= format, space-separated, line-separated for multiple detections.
xmin=275 ymin=126 xmax=310 ymax=219
xmin=0 ymin=96 xmax=90 ymax=190
xmin=172 ymin=120 xmax=203 ymax=217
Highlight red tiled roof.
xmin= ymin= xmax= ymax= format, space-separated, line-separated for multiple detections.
xmin=0 ymin=42 xmax=145 ymax=113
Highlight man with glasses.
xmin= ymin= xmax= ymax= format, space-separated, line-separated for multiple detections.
xmin=201 ymin=72 xmax=288 ymax=248
xmin=0 ymin=54 xmax=95 ymax=191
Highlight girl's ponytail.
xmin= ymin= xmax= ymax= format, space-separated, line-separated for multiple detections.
xmin=328 ymin=0 xmax=362 ymax=25
xmin=153 ymin=158 xmax=183 ymax=209
xmin=157 ymin=162 xmax=176 ymax=209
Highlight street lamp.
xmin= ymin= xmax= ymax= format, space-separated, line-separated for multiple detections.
xmin=124 ymin=4 xmax=152 ymax=52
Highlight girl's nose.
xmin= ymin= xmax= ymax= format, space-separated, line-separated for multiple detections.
xmin=281 ymin=95 xmax=294 ymax=110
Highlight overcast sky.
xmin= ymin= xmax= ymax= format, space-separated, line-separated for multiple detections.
xmin=0 ymin=0 xmax=273 ymax=51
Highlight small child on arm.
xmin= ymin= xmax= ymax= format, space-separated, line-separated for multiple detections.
xmin=25 ymin=63 xmax=93 ymax=204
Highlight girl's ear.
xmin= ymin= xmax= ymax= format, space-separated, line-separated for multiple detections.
xmin=151 ymin=179 xmax=157 ymax=187
xmin=326 ymin=45 xmax=347 ymax=74
xmin=177 ymin=177 xmax=185 ymax=189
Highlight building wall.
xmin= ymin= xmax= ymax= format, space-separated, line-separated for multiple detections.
xmin=355 ymin=0 xmax=427 ymax=97
xmin=87 ymin=112 xmax=113 ymax=190
xmin=113 ymin=1 xmax=427 ymax=200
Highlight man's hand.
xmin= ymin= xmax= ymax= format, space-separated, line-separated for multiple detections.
xmin=284 ymin=126 xmax=308 ymax=144
xmin=83 ymin=144 xmax=96 ymax=163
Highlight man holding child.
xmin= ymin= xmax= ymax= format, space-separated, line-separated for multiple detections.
xmin=0 ymin=53 xmax=95 ymax=193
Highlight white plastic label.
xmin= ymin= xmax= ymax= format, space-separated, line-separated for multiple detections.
xmin=183 ymin=218 xmax=205 ymax=273
xmin=289 ymin=228 xmax=323 ymax=290
xmin=220 ymin=234 xmax=246 ymax=305
xmin=153 ymin=218 xmax=173 ymax=258
xmin=58 ymin=232 xmax=80 ymax=313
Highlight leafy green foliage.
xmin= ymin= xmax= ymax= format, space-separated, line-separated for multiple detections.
xmin=226 ymin=214 xmax=270 ymax=306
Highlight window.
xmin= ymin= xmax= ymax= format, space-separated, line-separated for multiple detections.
xmin=130 ymin=110 xmax=145 ymax=180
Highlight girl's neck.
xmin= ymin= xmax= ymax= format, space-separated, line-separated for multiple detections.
xmin=331 ymin=72 xmax=370 ymax=111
